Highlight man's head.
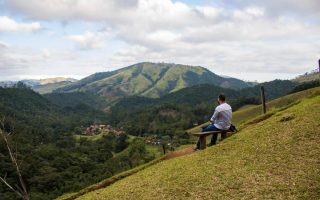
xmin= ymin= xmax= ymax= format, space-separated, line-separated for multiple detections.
xmin=218 ymin=94 xmax=226 ymax=104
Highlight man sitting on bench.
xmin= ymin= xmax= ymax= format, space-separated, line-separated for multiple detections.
xmin=195 ymin=94 xmax=232 ymax=150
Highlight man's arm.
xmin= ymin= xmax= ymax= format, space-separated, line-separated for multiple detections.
xmin=210 ymin=109 xmax=219 ymax=123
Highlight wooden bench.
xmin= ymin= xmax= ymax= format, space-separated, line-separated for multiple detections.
xmin=191 ymin=130 xmax=233 ymax=150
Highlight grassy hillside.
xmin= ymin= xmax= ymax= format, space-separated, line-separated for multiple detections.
xmin=71 ymin=94 xmax=320 ymax=200
xmin=188 ymin=86 xmax=320 ymax=133
xmin=23 ymin=77 xmax=77 ymax=86
xmin=32 ymin=81 xmax=73 ymax=94
xmin=55 ymin=62 xmax=249 ymax=101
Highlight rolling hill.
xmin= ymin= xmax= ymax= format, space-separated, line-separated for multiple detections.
xmin=293 ymin=71 xmax=319 ymax=83
xmin=0 ymin=77 xmax=77 ymax=94
xmin=54 ymin=62 xmax=250 ymax=102
xmin=0 ymin=87 xmax=108 ymax=137
xmin=60 ymin=90 xmax=320 ymax=200
xmin=32 ymin=81 xmax=74 ymax=94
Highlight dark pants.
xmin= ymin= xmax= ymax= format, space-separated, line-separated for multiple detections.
xmin=196 ymin=124 xmax=221 ymax=149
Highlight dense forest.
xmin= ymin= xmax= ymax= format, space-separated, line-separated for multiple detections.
xmin=0 ymin=86 xmax=155 ymax=200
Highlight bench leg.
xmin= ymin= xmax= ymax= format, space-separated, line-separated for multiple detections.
xmin=199 ymin=136 xmax=206 ymax=150
xmin=221 ymin=132 xmax=227 ymax=140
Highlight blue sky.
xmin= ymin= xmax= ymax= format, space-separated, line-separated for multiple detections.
xmin=0 ymin=0 xmax=319 ymax=82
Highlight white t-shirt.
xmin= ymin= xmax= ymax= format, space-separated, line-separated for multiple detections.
xmin=210 ymin=103 xmax=232 ymax=130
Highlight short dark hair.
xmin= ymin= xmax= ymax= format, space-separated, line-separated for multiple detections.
xmin=218 ymin=94 xmax=226 ymax=102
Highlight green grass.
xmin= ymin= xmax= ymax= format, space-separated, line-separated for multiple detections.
xmin=56 ymin=155 xmax=168 ymax=200
xmin=74 ymin=134 xmax=105 ymax=142
xmin=73 ymin=130 xmax=113 ymax=142
xmin=188 ymin=87 xmax=320 ymax=134
xmin=73 ymin=94 xmax=320 ymax=200
xmin=145 ymin=144 xmax=164 ymax=158
xmin=237 ymin=104 xmax=256 ymax=111
xmin=33 ymin=81 xmax=73 ymax=94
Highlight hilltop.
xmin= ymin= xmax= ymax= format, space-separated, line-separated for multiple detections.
xmin=54 ymin=62 xmax=249 ymax=102
xmin=66 ymin=91 xmax=320 ymax=200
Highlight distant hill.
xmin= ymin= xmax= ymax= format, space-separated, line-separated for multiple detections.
xmin=54 ymin=62 xmax=250 ymax=102
xmin=0 ymin=87 xmax=107 ymax=132
xmin=0 ymin=77 xmax=77 ymax=94
xmin=239 ymin=79 xmax=297 ymax=101
xmin=32 ymin=81 xmax=74 ymax=94
xmin=293 ymin=71 xmax=319 ymax=83
xmin=23 ymin=77 xmax=78 ymax=86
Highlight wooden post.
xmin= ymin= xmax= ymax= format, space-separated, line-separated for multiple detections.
xmin=162 ymin=143 xmax=166 ymax=154
xmin=199 ymin=136 xmax=206 ymax=150
xmin=260 ymin=85 xmax=266 ymax=114
xmin=318 ymin=59 xmax=320 ymax=80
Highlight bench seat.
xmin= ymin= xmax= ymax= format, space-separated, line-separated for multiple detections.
xmin=191 ymin=130 xmax=233 ymax=150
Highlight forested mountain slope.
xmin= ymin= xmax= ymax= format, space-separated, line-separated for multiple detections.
xmin=54 ymin=62 xmax=250 ymax=102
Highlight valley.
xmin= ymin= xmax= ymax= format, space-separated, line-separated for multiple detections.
xmin=0 ymin=63 xmax=319 ymax=200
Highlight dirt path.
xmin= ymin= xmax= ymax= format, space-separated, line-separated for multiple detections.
xmin=163 ymin=147 xmax=195 ymax=160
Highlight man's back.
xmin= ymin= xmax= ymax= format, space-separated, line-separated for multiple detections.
xmin=211 ymin=103 xmax=232 ymax=130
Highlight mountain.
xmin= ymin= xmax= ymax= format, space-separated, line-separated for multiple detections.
xmin=32 ymin=81 xmax=74 ymax=94
xmin=22 ymin=77 xmax=78 ymax=86
xmin=54 ymin=62 xmax=250 ymax=102
xmin=0 ymin=80 xmax=16 ymax=87
xmin=0 ymin=77 xmax=77 ymax=94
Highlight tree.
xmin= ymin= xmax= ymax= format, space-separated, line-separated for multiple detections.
xmin=13 ymin=81 xmax=29 ymax=89
xmin=0 ymin=121 xmax=29 ymax=200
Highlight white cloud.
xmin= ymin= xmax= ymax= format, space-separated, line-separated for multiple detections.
xmin=42 ymin=49 xmax=51 ymax=59
xmin=0 ymin=16 xmax=41 ymax=32
xmin=0 ymin=41 xmax=9 ymax=48
xmin=1 ymin=0 xmax=320 ymax=81
xmin=228 ymin=0 xmax=320 ymax=18
xmin=0 ymin=43 xmax=81 ymax=81
xmin=4 ymin=0 xmax=138 ymax=21
xmin=66 ymin=31 xmax=109 ymax=49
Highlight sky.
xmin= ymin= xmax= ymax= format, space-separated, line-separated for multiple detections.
xmin=0 ymin=0 xmax=319 ymax=82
